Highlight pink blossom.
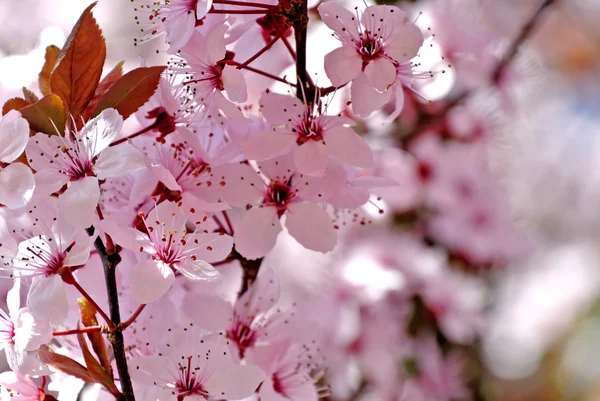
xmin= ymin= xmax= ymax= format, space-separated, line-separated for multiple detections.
xmin=178 ymin=26 xmax=248 ymax=120
xmin=233 ymin=157 xmax=337 ymax=259
xmin=129 ymin=328 xmax=264 ymax=400
xmin=0 ymin=281 xmax=51 ymax=374
xmin=26 ymin=109 xmax=146 ymax=227
xmin=9 ymin=206 xmax=91 ymax=324
xmin=319 ymin=3 xmax=423 ymax=115
xmin=0 ymin=110 xmax=35 ymax=209
xmin=243 ymin=92 xmax=373 ymax=176
xmin=103 ymin=200 xmax=233 ymax=304
xmin=133 ymin=0 xmax=206 ymax=52
xmin=0 ymin=371 xmax=42 ymax=401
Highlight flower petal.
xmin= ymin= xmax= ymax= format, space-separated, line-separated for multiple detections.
xmin=164 ymin=9 xmax=196 ymax=51
xmin=323 ymin=46 xmax=362 ymax=87
xmin=176 ymin=258 xmax=220 ymax=281
xmin=318 ymin=2 xmax=360 ymax=41
xmin=80 ymin=108 xmax=123 ymax=157
xmin=95 ymin=143 xmax=146 ymax=179
xmin=207 ymin=362 xmax=265 ymax=399
xmin=350 ymin=72 xmax=393 ymax=117
xmin=364 ymin=57 xmax=396 ymax=92
xmin=0 ymin=110 xmax=29 ymax=163
xmin=129 ymin=260 xmax=175 ymax=304
xmin=27 ymin=276 xmax=69 ymax=324
xmin=58 ymin=177 xmax=100 ymax=228
xmin=242 ymin=130 xmax=296 ymax=161
xmin=234 ymin=207 xmax=282 ymax=260
xmin=385 ymin=23 xmax=424 ymax=63
xmin=294 ymin=141 xmax=329 ymax=176
xmin=0 ymin=163 xmax=35 ymax=209
xmin=222 ymin=65 xmax=247 ymax=103
xmin=285 ymin=202 xmax=337 ymax=253
xmin=325 ymin=126 xmax=374 ymax=168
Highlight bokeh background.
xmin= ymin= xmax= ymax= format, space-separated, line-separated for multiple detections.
xmin=2 ymin=0 xmax=600 ymax=400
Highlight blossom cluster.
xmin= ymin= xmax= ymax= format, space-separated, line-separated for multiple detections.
xmin=0 ymin=0 xmax=547 ymax=399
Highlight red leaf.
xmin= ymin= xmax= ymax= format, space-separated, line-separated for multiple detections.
xmin=38 ymin=345 xmax=95 ymax=383
xmin=50 ymin=2 xmax=106 ymax=119
xmin=18 ymin=94 xmax=66 ymax=135
xmin=92 ymin=66 xmax=165 ymax=120
xmin=2 ymin=98 xmax=30 ymax=116
xmin=82 ymin=61 xmax=125 ymax=120
xmin=76 ymin=326 xmax=120 ymax=396
xmin=39 ymin=45 xmax=61 ymax=96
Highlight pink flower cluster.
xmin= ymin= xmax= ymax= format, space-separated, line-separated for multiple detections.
xmin=0 ymin=0 xmax=541 ymax=399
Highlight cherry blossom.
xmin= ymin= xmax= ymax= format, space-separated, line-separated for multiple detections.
xmin=243 ymin=91 xmax=373 ymax=176
xmin=9 ymin=206 xmax=91 ymax=324
xmin=0 ymin=110 xmax=35 ymax=209
xmin=26 ymin=109 xmax=146 ymax=227
xmin=102 ymin=200 xmax=233 ymax=304
xmin=129 ymin=328 xmax=264 ymax=400
xmin=0 ymin=371 xmax=43 ymax=401
xmin=0 ymin=281 xmax=51 ymax=374
xmin=233 ymin=157 xmax=337 ymax=259
xmin=319 ymin=3 xmax=423 ymax=114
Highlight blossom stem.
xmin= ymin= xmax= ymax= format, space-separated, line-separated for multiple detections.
xmin=53 ymin=326 xmax=103 ymax=336
xmin=212 ymin=215 xmax=228 ymax=234
xmin=71 ymin=279 xmax=115 ymax=330
xmin=236 ymin=30 xmax=286 ymax=69
xmin=87 ymin=227 xmax=136 ymax=401
xmin=281 ymin=36 xmax=296 ymax=61
xmin=120 ymin=304 xmax=147 ymax=330
xmin=109 ymin=124 xmax=156 ymax=147
xmin=293 ymin=0 xmax=309 ymax=99
xmin=492 ymin=0 xmax=557 ymax=84
xmin=232 ymin=61 xmax=294 ymax=85
xmin=222 ymin=211 xmax=234 ymax=235
xmin=209 ymin=8 xmax=269 ymax=14
xmin=212 ymin=0 xmax=275 ymax=9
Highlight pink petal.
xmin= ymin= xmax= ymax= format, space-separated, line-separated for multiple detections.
xmin=259 ymin=92 xmax=304 ymax=126
xmin=211 ymin=163 xmax=264 ymax=207
xmin=182 ymin=293 xmax=233 ymax=331
xmin=206 ymin=24 xmax=228 ymax=65
xmin=215 ymin=91 xmax=246 ymax=120
xmin=32 ymin=169 xmax=69 ymax=197
xmin=222 ymin=65 xmax=247 ymax=103
xmin=26 ymin=133 xmax=61 ymax=173
xmin=196 ymin=0 xmax=213 ymax=19
xmin=0 ymin=163 xmax=34 ymax=209
xmin=259 ymin=378 xmax=288 ymax=401
xmin=318 ymin=2 xmax=360 ymax=41
xmin=235 ymin=266 xmax=279 ymax=321
xmin=14 ymin=308 xmax=52 ymax=352
xmin=149 ymin=161 xmax=182 ymax=191
xmin=325 ymin=126 xmax=374 ymax=168
xmin=364 ymin=58 xmax=396 ymax=92
xmin=129 ymin=260 xmax=175 ymax=304
xmin=294 ymin=141 xmax=329 ymax=176
xmin=360 ymin=5 xmax=406 ymax=38
xmin=0 ymin=110 xmax=29 ymax=163
xmin=95 ymin=143 xmax=146 ymax=179
xmin=58 ymin=177 xmax=100 ymax=228
xmin=323 ymin=46 xmax=362 ymax=87
xmin=185 ymin=232 xmax=233 ymax=263
xmin=242 ymin=130 xmax=296 ymax=161
xmin=350 ymin=72 xmax=393 ymax=117
xmin=385 ymin=23 xmax=424 ymax=63
xmin=80 ymin=108 xmax=123 ymax=157
xmin=176 ymin=258 xmax=220 ymax=281
xmin=0 ymin=372 xmax=38 ymax=396
xmin=164 ymin=9 xmax=196 ymax=51
xmin=285 ymin=202 xmax=336 ymax=253
xmin=234 ymin=207 xmax=282 ymax=260
xmin=208 ymin=362 xmax=265 ymax=399
xmin=129 ymin=355 xmax=172 ymax=386
xmin=27 ymin=275 xmax=68 ymax=324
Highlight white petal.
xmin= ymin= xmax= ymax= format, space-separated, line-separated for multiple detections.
xmin=176 ymin=258 xmax=220 ymax=281
xmin=0 ymin=110 xmax=29 ymax=163
xmin=58 ymin=177 xmax=100 ymax=228
xmin=207 ymin=363 xmax=265 ymax=399
xmin=196 ymin=0 xmax=213 ymax=19
xmin=164 ymin=10 xmax=196 ymax=52
xmin=186 ymin=232 xmax=233 ymax=263
xmin=234 ymin=207 xmax=282 ymax=260
xmin=285 ymin=202 xmax=337 ymax=253
xmin=206 ymin=24 xmax=228 ymax=65
xmin=129 ymin=260 xmax=175 ymax=304
xmin=129 ymin=355 xmax=172 ymax=386
xmin=325 ymin=126 xmax=374 ymax=168
xmin=13 ymin=308 xmax=52 ymax=352
xmin=0 ymin=163 xmax=35 ymax=209
xmin=95 ymin=143 xmax=146 ymax=179
xmin=27 ymin=276 xmax=69 ymax=324
xmin=80 ymin=108 xmax=123 ymax=157
xmin=181 ymin=293 xmax=233 ymax=331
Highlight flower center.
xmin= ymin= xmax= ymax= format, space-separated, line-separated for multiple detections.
xmin=357 ymin=36 xmax=383 ymax=61
xmin=226 ymin=318 xmax=258 ymax=359
xmin=175 ymin=356 xmax=207 ymax=400
xmin=294 ymin=115 xmax=324 ymax=145
xmin=0 ymin=311 xmax=15 ymax=346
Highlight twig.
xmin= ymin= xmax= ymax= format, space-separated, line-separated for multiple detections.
xmin=119 ymin=304 xmax=147 ymax=330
